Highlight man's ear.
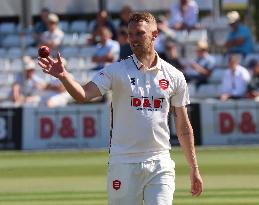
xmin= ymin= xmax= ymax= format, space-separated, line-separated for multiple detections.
xmin=152 ymin=30 xmax=158 ymax=40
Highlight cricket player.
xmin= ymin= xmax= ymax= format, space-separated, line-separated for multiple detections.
xmin=38 ymin=11 xmax=203 ymax=205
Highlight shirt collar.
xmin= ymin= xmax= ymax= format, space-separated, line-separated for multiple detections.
xmin=132 ymin=53 xmax=162 ymax=71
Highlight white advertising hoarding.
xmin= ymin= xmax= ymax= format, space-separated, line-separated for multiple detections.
xmin=201 ymin=101 xmax=259 ymax=145
xmin=22 ymin=104 xmax=110 ymax=150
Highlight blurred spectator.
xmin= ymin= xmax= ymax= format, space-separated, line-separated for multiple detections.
xmin=40 ymin=13 xmax=64 ymax=54
xmin=160 ymin=40 xmax=185 ymax=72
xmin=91 ymin=26 xmax=120 ymax=70
xmin=155 ymin=15 xmax=175 ymax=55
xmin=118 ymin=5 xmax=133 ymax=29
xmin=10 ymin=56 xmax=45 ymax=106
xmin=117 ymin=27 xmax=132 ymax=59
xmin=169 ymin=0 xmax=199 ymax=30
xmin=224 ymin=11 xmax=253 ymax=56
xmin=246 ymin=60 xmax=259 ymax=101
xmin=90 ymin=10 xmax=117 ymax=42
xmin=40 ymin=58 xmax=73 ymax=107
xmin=220 ymin=54 xmax=251 ymax=101
xmin=33 ymin=8 xmax=50 ymax=44
xmin=184 ymin=40 xmax=215 ymax=87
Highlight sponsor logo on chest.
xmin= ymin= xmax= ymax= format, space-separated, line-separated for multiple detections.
xmin=130 ymin=96 xmax=165 ymax=111
xmin=129 ymin=76 xmax=170 ymax=111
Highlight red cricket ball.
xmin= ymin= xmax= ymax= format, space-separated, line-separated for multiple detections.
xmin=38 ymin=46 xmax=50 ymax=58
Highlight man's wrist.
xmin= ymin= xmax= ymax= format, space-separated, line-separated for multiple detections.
xmin=58 ymin=71 xmax=69 ymax=82
xmin=190 ymin=165 xmax=199 ymax=169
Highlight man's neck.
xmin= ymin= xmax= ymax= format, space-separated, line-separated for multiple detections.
xmin=136 ymin=51 xmax=157 ymax=68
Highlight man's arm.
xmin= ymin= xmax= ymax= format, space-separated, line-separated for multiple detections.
xmin=11 ymin=83 xmax=23 ymax=103
xmin=191 ymin=62 xmax=212 ymax=77
xmin=172 ymin=105 xmax=203 ymax=197
xmin=38 ymin=53 xmax=102 ymax=103
xmin=45 ymin=83 xmax=66 ymax=92
xmin=225 ymin=37 xmax=244 ymax=48
xmin=59 ymin=73 xmax=102 ymax=103
xmin=92 ymin=50 xmax=115 ymax=64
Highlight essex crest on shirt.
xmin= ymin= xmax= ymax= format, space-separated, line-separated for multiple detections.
xmin=159 ymin=79 xmax=169 ymax=90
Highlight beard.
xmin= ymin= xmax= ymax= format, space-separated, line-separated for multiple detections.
xmin=130 ymin=41 xmax=152 ymax=58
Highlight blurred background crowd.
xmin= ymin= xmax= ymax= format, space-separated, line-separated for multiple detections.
xmin=0 ymin=0 xmax=258 ymax=107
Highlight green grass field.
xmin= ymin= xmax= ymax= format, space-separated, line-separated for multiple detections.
xmin=0 ymin=146 xmax=259 ymax=205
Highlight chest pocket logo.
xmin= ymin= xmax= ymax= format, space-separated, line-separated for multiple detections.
xmin=159 ymin=79 xmax=169 ymax=90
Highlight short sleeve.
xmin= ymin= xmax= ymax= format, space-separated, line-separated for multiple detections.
xmin=111 ymin=41 xmax=120 ymax=61
xmin=169 ymin=5 xmax=182 ymax=27
xmin=170 ymin=73 xmax=190 ymax=107
xmin=91 ymin=65 xmax=114 ymax=95
xmin=53 ymin=32 xmax=64 ymax=45
xmin=226 ymin=32 xmax=231 ymax=41
xmin=14 ymin=73 xmax=23 ymax=85
xmin=204 ymin=56 xmax=215 ymax=71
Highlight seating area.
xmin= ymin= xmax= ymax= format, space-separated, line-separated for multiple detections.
xmin=0 ymin=16 xmax=259 ymax=103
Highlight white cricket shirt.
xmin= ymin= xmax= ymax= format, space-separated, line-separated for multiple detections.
xmin=92 ymin=54 xmax=190 ymax=164
xmin=221 ymin=65 xmax=251 ymax=97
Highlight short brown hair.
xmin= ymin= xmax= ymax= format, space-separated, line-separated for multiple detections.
xmin=128 ymin=12 xmax=157 ymax=31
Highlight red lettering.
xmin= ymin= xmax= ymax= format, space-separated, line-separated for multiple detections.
xmin=143 ymin=99 xmax=151 ymax=107
xmin=153 ymin=99 xmax=161 ymax=108
xmin=132 ymin=98 xmax=141 ymax=107
xmin=219 ymin=112 xmax=234 ymax=134
xmin=83 ymin=117 xmax=96 ymax=138
xmin=58 ymin=117 xmax=75 ymax=138
xmin=239 ymin=112 xmax=256 ymax=133
xmin=40 ymin=117 xmax=54 ymax=139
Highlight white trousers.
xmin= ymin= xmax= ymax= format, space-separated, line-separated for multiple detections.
xmin=107 ymin=159 xmax=175 ymax=205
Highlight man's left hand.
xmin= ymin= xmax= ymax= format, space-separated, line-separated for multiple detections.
xmin=190 ymin=167 xmax=203 ymax=197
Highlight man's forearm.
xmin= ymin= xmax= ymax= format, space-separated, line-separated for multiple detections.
xmin=226 ymin=37 xmax=244 ymax=47
xmin=58 ymin=72 xmax=87 ymax=103
xmin=177 ymin=128 xmax=199 ymax=169
xmin=191 ymin=63 xmax=210 ymax=76
xmin=173 ymin=106 xmax=199 ymax=168
xmin=174 ymin=113 xmax=199 ymax=169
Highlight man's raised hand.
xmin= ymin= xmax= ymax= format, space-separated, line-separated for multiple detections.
xmin=38 ymin=52 xmax=67 ymax=79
